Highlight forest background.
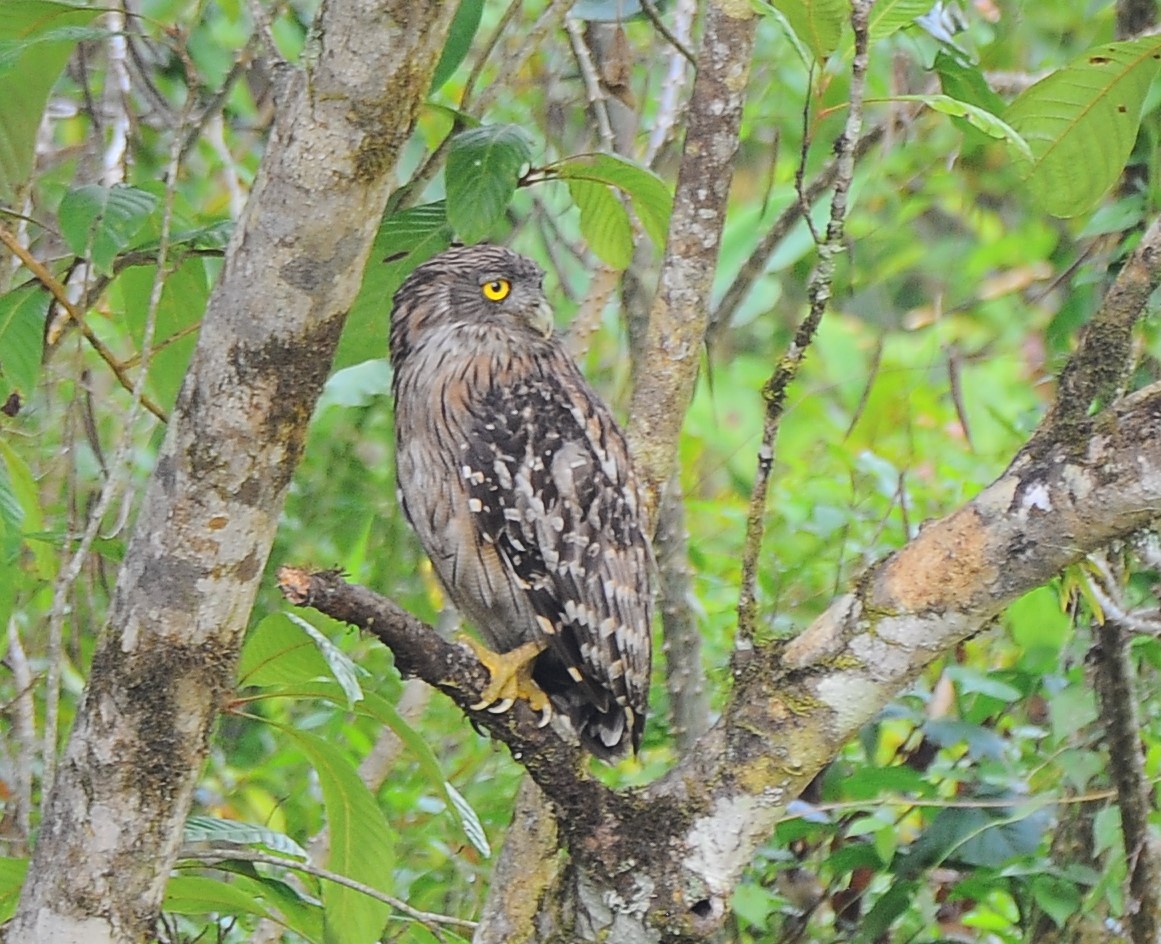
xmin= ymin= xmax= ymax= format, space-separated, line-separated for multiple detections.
xmin=4 ymin=0 xmax=1161 ymax=942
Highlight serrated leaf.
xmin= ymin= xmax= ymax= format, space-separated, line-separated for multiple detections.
xmin=891 ymin=94 xmax=1031 ymax=158
xmin=430 ymin=0 xmax=483 ymax=93
xmin=164 ymin=874 xmax=273 ymax=919
xmin=0 ymin=857 xmax=27 ymax=924
xmin=0 ymin=285 xmax=47 ymax=396
xmin=1003 ymin=35 xmax=1161 ymax=218
xmin=0 ymin=1 xmax=101 ymax=201
xmin=337 ymin=201 xmax=452 ymax=370
xmin=567 ymin=178 xmax=633 ymax=269
xmin=279 ymin=726 xmax=394 ymax=944
xmin=282 ymin=613 xmax=363 ymax=707
xmin=182 ymin=815 xmax=309 ymax=861
xmin=58 ymin=184 xmax=160 ymax=275
xmin=759 ymin=0 xmax=846 ymax=60
xmin=553 ymin=153 xmax=672 ymax=250
xmin=445 ymin=124 xmax=532 ymax=242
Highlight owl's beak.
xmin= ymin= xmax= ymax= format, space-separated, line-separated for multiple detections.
xmin=529 ymin=297 xmax=554 ymax=337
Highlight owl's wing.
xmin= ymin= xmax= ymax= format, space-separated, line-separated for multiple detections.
xmin=461 ymin=356 xmax=653 ymax=754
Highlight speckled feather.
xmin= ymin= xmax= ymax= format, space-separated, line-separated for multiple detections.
xmin=389 ymin=245 xmax=653 ymax=758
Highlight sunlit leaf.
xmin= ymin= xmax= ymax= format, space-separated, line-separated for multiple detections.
xmin=283 ymin=612 xmax=363 ymax=707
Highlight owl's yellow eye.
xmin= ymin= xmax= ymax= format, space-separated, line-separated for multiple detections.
xmin=482 ymin=278 xmax=511 ymax=302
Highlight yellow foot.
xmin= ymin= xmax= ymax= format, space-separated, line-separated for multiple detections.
xmin=460 ymin=635 xmax=552 ymax=727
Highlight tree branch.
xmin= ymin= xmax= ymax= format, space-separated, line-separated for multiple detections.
xmin=280 ymin=379 xmax=1161 ymax=940
xmin=626 ymin=0 xmax=758 ymax=522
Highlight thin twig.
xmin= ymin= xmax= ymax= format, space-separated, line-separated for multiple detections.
xmin=642 ymin=0 xmax=696 ymax=168
xmin=177 ymin=847 xmax=478 ymax=934
xmin=735 ymin=0 xmax=873 ymax=649
xmin=1086 ymin=558 xmax=1161 ymax=944
xmin=5 ymin=618 xmax=36 ymax=854
xmin=565 ymin=18 xmax=615 ymax=151
xmin=639 ymin=0 xmax=696 ymax=66
xmin=0 ymin=227 xmax=168 ymax=423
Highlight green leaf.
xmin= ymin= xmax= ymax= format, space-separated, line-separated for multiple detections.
xmin=566 ymin=178 xmax=633 ymax=269
xmin=866 ymin=0 xmax=937 ymax=41
xmin=0 ymin=286 xmax=46 ymax=396
xmin=337 ymin=201 xmax=452 ymax=370
xmin=0 ymin=857 xmax=29 ymax=923
xmin=58 ymin=184 xmax=160 ymax=275
xmin=552 ymin=152 xmax=673 ymax=250
xmin=934 ymin=49 xmax=1007 ymax=115
xmin=890 ymin=94 xmax=1031 ymax=159
xmin=1003 ymin=35 xmax=1161 ymax=218
xmin=182 ymin=815 xmax=309 ymax=861
xmin=109 ymin=256 xmax=206 ymax=411
xmin=164 ymin=874 xmax=273 ymax=920
xmin=356 ymin=689 xmax=490 ymax=857
xmin=315 ymin=358 xmax=392 ymax=410
xmin=758 ymin=0 xmax=846 ymax=61
xmin=430 ymin=0 xmax=483 ymax=93
xmin=279 ymin=727 xmax=394 ymax=944
xmin=445 ymin=124 xmax=532 ymax=242
xmin=0 ymin=1 xmax=101 ymax=201
xmin=1030 ymin=873 xmax=1080 ymax=928
xmin=237 ymin=612 xmax=343 ymax=689
xmin=282 ymin=613 xmax=364 ymax=708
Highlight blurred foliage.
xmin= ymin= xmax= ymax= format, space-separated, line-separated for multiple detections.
xmin=2 ymin=0 xmax=1161 ymax=942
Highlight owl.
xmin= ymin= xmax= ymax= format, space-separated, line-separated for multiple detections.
xmin=389 ymin=244 xmax=653 ymax=759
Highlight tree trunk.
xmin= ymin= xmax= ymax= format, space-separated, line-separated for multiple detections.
xmin=5 ymin=3 xmax=457 ymax=941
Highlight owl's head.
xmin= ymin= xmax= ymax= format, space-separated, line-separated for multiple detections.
xmin=389 ymin=245 xmax=555 ymax=366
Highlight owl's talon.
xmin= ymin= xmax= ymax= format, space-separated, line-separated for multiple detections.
xmin=459 ymin=635 xmax=550 ymax=719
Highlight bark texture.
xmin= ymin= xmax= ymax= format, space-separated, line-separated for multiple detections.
xmin=281 ymin=378 xmax=1161 ymax=943
xmin=5 ymin=3 xmax=457 ymax=942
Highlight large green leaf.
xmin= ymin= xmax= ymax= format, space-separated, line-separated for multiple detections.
xmin=58 ymin=184 xmax=160 ymax=276
xmin=0 ymin=1 xmax=101 ymax=201
xmin=430 ymin=0 xmax=483 ymax=93
xmin=1003 ymin=35 xmax=1161 ymax=217
xmin=336 ymin=201 xmax=452 ymax=370
xmin=445 ymin=124 xmax=532 ymax=242
xmin=237 ymin=612 xmax=344 ymax=690
xmin=553 ymin=152 xmax=673 ymax=251
xmin=566 ymin=178 xmax=633 ymax=269
xmin=0 ymin=285 xmax=47 ymax=397
xmin=164 ymin=874 xmax=273 ymax=920
xmin=280 ymin=727 xmax=395 ymax=944
xmin=758 ymin=0 xmax=846 ymax=61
